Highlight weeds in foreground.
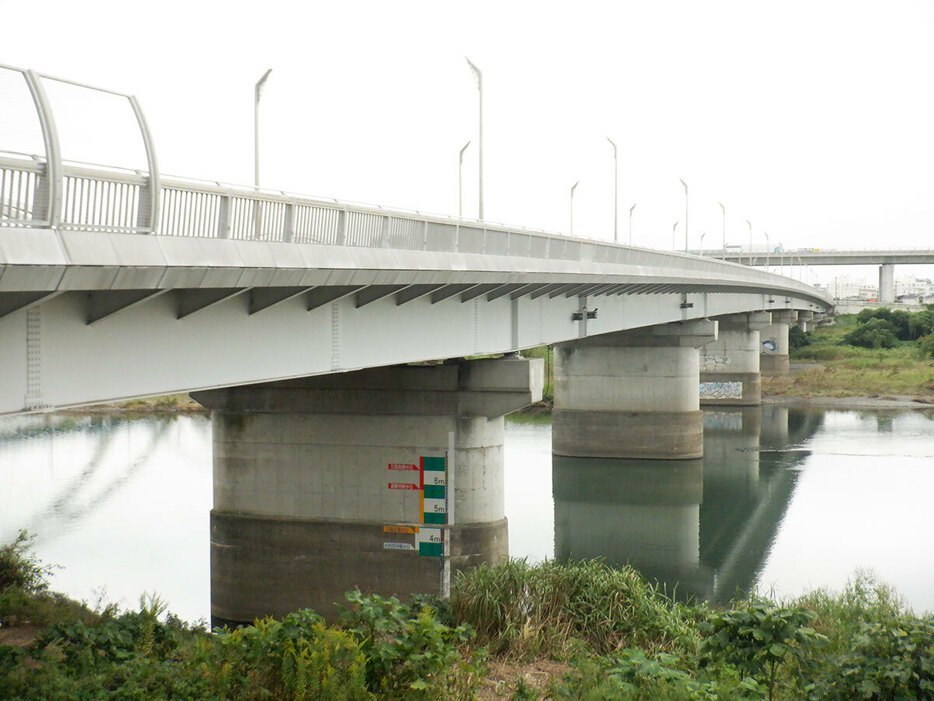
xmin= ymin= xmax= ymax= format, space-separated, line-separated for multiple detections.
xmin=3 ymin=532 xmax=934 ymax=700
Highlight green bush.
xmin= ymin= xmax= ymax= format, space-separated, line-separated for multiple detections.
xmin=0 ymin=531 xmax=51 ymax=594
xmin=807 ymin=616 xmax=934 ymax=699
xmin=842 ymin=318 xmax=900 ymax=349
xmin=214 ymin=608 xmax=371 ymax=700
xmin=338 ymin=590 xmax=481 ymax=700
xmin=918 ymin=333 xmax=934 ymax=359
xmin=699 ymin=601 xmax=826 ymax=701
xmin=788 ymin=325 xmax=811 ymax=350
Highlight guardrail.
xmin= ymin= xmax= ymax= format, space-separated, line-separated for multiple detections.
xmin=0 ymin=152 xmax=664 ymax=267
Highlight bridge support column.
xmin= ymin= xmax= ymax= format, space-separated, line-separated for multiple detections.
xmin=552 ymin=320 xmax=717 ymax=460
xmin=759 ymin=311 xmax=797 ymax=376
xmin=796 ymin=310 xmax=814 ymax=333
xmin=700 ymin=312 xmax=770 ymax=406
xmin=879 ymin=264 xmax=895 ymax=304
xmin=193 ymin=357 xmax=542 ymax=625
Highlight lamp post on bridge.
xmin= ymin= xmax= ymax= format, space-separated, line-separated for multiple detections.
xmin=465 ymin=57 xmax=484 ymax=220
xmin=570 ymin=181 xmax=580 ymax=235
xmin=672 ymin=220 xmax=679 ymax=250
xmin=458 ymin=141 xmax=471 ymax=218
xmin=254 ymin=68 xmax=273 ymax=188
xmin=680 ymin=179 xmax=688 ymax=251
xmin=629 ymin=202 xmax=636 ymax=245
xmin=764 ymin=231 xmax=770 ymax=269
xmin=254 ymin=68 xmax=273 ymax=236
xmin=746 ymin=219 xmax=752 ymax=265
xmin=719 ymin=201 xmax=726 ymax=257
xmin=700 ymin=232 xmax=706 ymax=254
xmin=607 ymin=136 xmax=618 ymax=243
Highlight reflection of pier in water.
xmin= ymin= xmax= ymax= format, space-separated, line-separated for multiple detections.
xmin=553 ymin=407 xmax=823 ymax=603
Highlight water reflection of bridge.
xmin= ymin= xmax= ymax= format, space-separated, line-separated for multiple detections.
xmin=553 ymin=406 xmax=823 ymax=604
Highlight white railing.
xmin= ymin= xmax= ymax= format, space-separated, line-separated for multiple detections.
xmin=0 ymin=152 xmax=710 ymax=274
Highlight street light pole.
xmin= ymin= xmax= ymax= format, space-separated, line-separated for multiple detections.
xmin=254 ymin=68 xmax=273 ymax=188
xmin=458 ymin=141 xmax=471 ymax=218
xmin=607 ymin=136 xmax=618 ymax=243
xmin=672 ymin=220 xmax=679 ymax=250
xmin=570 ymin=181 xmax=580 ymax=235
xmin=465 ymin=58 xmax=484 ymax=220
xmin=680 ymin=178 xmax=688 ymax=251
xmin=718 ymin=201 xmax=726 ymax=257
xmin=700 ymin=232 xmax=706 ymax=254
xmin=629 ymin=202 xmax=637 ymax=246
xmin=746 ymin=219 xmax=753 ymax=265
xmin=764 ymin=231 xmax=770 ymax=269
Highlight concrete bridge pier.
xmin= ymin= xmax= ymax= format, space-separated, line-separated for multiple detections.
xmin=552 ymin=320 xmax=717 ymax=459
xmin=700 ymin=312 xmax=771 ymax=406
xmin=879 ymin=264 xmax=896 ymax=304
xmin=192 ymin=357 xmax=543 ymax=625
xmin=796 ymin=310 xmax=814 ymax=333
xmin=759 ymin=311 xmax=798 ymax=376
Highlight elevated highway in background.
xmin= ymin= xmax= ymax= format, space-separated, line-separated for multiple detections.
xmin=716 ymin=248 xmax=934 ymax=266
xmin=712 ymin=247 xmax=934 ymax=303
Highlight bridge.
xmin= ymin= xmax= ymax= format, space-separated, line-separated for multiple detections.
xmin=1 ymin=65 xmax=833 ymax=623
xmin=712 ymin=247 xmax=934 ymax=304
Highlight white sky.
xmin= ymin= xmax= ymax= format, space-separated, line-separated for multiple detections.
xmin=3 ymin=0 xmax=934 ymax=284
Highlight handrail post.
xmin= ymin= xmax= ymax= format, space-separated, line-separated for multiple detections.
xmin=22 ymin=70 xmax=62 ymax=227
xmin=216 ymin=194 xmax=231 ymax=239
xmin=283 ymin=202 xmax=295 ymax=243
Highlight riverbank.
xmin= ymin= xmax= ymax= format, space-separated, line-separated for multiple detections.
xmin=2 ymin=544 xmax=932 ymax=700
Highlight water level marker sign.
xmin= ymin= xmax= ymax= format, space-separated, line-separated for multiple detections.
xmin=419 ymin=455 xmax=446 ymax=558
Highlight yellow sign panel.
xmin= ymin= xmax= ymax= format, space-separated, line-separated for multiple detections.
xmin=383 ymin=525 xmax=417 ymax=534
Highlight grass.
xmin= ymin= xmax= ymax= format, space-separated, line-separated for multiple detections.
xmin=762 ymin=315 xmax=934 ymax=398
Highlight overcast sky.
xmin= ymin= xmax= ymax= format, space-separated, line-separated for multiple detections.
xmin=3 ymin=0 xmax=933 ymax=283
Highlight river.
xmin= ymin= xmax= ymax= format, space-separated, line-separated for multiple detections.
xmin=1 ymin=405 xmax=932 ymax=623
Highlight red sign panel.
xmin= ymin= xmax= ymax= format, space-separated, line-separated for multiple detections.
xmin=388 ymin=482 xmax=420 ymax=490
xmin=388 ymin=463 xmax=419 ymax=471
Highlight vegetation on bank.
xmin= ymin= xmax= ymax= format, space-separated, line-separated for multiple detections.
xmin=3 ymin=533 xmax=933 ymax=699
xmin=762 ymin=311 xmax=934 ymax=399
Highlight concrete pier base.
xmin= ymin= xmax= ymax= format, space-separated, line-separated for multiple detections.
xmin=700 ymin=312 xmax=770 ymax=406
xmin=552 ymin=320 xmax=717 ymax=460
xmin=760 ymin=311 xmax=797 ymax=377
xmin=193 ymin=357 xmax=542 ymax=624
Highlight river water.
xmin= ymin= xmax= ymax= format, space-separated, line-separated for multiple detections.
xmin=1 ymin=406 xmax=932 ymax=623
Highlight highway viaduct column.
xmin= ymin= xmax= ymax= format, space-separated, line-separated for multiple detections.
xmin=552 ymin=320 xmax=717 ymax=460
xmin=879 ymin=264 xmax=896 ymax=304
xmin=759 ymin=310 xmax=798 ymax=376
xmin=193 ymin=357 xmax=542 ymax=625
xmin=700 ymin=312 xmax=771 ymax=406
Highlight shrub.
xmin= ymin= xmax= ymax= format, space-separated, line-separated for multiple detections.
xmin=700 ymin=601 xmax=827 ymax=701
xmin=918 ymin=333 xmax=934 ymax=359
xmin=0 ymin=530 xmax=52 ymax=594
xmin=842 ymin=318 xmax=899 ymax=349
xmin=807 ymin=616 xmax=934 ymax=699
xmin=788 ymin=325 xmax=811 ymax=350
xmin=338 ymin=590 xmax=481 ymax=700
xmin=215 ymin=608 xmax=372 ymax=700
